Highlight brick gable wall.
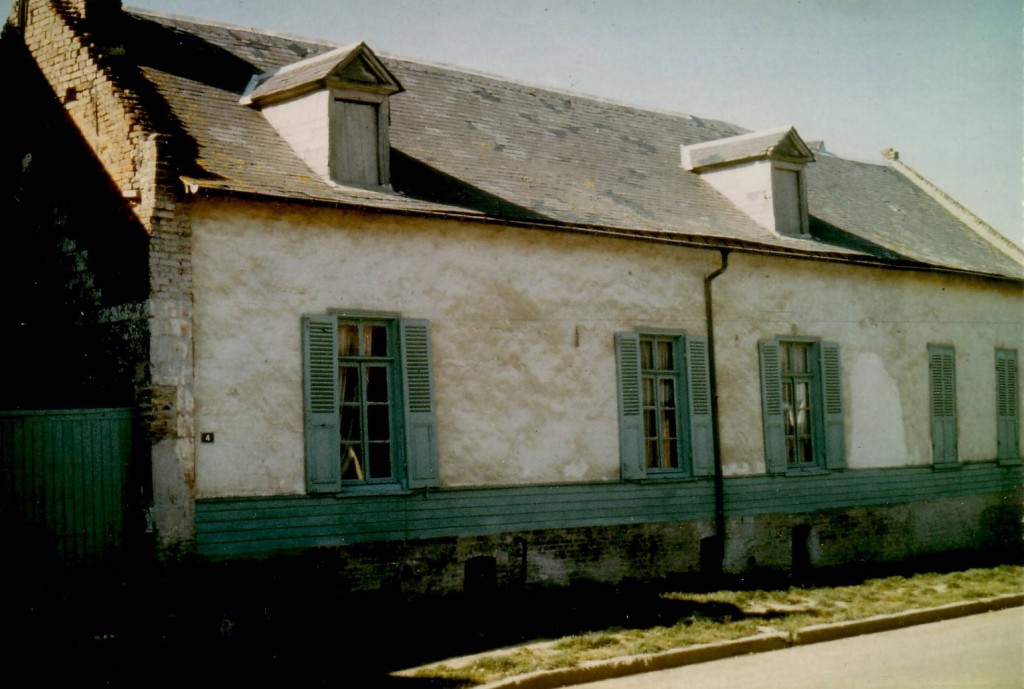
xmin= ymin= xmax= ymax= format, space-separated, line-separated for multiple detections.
xmin=10 ymin=0 xmax=196 ymax=555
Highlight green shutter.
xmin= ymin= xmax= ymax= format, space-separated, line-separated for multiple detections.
xmin=819 ymin=341 xmax=846 ymax=469
xmin=928 ymin=345 xmax=958 ymax=465
xmin=615 ymin=332 xmax=646 ymax=480
xmin=401 ymin=319 xmax=439 ymax=489
xmin=759 ymin=339 xmax=787 ymax=474
xmin=996 ymin=349 xmax=1020 ymax=461
xmin=303 ymin=315 xmax=341 ymax=493
xmin=686 ymin=335 xmax=714 ymax=477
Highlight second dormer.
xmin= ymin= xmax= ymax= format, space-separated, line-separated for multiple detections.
xmin=681 ymin=126 xmax=815 ymax=236
xmin=242 ymin=42 xmax=403 ymax=189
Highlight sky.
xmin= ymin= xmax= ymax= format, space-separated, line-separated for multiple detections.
xmin=12 ymin=0 xmax=1024 ymax=245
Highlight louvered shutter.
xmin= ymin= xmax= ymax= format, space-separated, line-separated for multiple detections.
xmin=686 ymin=335 xmax=714 ymax=477
xmin=759 ymin=339 xmax=787 ymax=474
xmin=819 ymin=342 xmax=846 ymax=469
xmin=928 ymin=345 xmax=958 ymax=465
xmin=303 ymin=315 xmax=341 ymax=493
xmin=996 ymin=349 xmax=1020 ymax=461
xmin=615 ymin=332 xmax=646 ymax=480
xmin=401 ymin=319 xmax=439 ymax=488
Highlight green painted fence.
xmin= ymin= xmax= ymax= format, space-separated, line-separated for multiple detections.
xmin=0 ymin=408 xmax=133 ymax=564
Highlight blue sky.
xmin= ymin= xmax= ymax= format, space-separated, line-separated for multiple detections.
xmin=13 ymin=1 xmax=1024 ymax=245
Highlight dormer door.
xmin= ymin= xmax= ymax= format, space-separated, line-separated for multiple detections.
xmin=332 ymin=98 xmax=381 ymax=187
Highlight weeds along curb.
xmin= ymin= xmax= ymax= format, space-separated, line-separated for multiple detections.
xmin=792 ymin=592 xmax=1024 ymax=645
xmin=476 ymin=593 xmax=1024 ymax=689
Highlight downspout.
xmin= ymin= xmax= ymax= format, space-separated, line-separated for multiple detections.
xmin=704 ymin=249 xmax=730 ymax=570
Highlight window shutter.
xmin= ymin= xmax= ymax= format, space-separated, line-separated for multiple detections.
xmin=928 ymin=345 xmax=958 ymax=465
xmin=615 ymin=332 xmax=646 ymax=480
xmin=996 ymin=349 xmax=1020 ymax=460
xmin=819 ymin=341 xmax=846 ymax=469
xmin=401 ymin=319 xmax=439 ymax=488
xmin=759 ymin=339 xmax=787 ymax=474
xmin=686 ymin=335 xmax=714 ymax=477
xmin=303 ymin=315 xmax=341 ymax=493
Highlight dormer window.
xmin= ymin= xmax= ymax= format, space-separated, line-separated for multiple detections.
xmin=681 ymin=126 xmax=814 ymax=236
xmin=242 ymin=42 xmax=403 ymax=189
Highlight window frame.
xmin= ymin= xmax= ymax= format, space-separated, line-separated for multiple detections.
xmin=302 ymin=311 xmax=438 ymax=495
xmin=639 ymin=332 xmax=690 ymax=475
xmin=615 ymin=329 xmax=713 ymax=481
xmin=759 ymin=337 xmax=845 ymax=475
xmin=328 ymin=88 xmax=391 ymax=188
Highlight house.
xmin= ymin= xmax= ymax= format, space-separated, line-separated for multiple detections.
xmin=3 ymin=0 xmax=1021 ymax=594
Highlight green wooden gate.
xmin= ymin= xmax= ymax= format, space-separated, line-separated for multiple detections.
xmin=0 ymin=408 xmax=133 ymax=564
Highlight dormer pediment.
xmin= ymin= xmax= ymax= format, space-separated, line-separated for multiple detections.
xmin=241 ymin=42 xmax=403 ymax=107
xmin=681 ymin=126 xmax=814 ymax=236
xmin=681 ymin=126 xmax=814 ymax=172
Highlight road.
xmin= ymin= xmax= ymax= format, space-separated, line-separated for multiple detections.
xmin=575 ymin=607 xmax=1024 ymax=689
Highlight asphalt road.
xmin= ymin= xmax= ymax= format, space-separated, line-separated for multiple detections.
xmin=575 ymin=607 xmax=1024 ymax=689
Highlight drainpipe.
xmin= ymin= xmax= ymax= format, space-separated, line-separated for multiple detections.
xmin=704 ymin=249 xmax=730 ymax=570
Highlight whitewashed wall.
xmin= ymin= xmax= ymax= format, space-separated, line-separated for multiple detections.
xmin=713 ymin=254 xmax=1023 ymax=471
xmin=189 ymin=198 xmax=1023 ymax=497
xmin=190 ymin=199 xmax=714 ymax=496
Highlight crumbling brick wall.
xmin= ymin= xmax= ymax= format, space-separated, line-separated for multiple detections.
xmin=9 ymin=0 xmax=196 ymax=556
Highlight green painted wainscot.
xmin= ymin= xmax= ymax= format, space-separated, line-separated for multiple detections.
xmin=195 ymin=462 xmax=1023 ymax=559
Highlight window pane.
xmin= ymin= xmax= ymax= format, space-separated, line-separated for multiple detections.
xmin=642 ymin=377 xmax=655 ymax=406
xmin=340 ymin=405 xmax=361 ymax=442
xmin=341 ymin=443 xmax=363 ymax=480
xmin=640 ymin=339 xmax=654 ymax=370
xmin=645 ymin=439 xmax=658 ymax=469
xmin=659 ymin=378 xmax=676 ymax=408
xmin=664 ymin=438 xmax=679 ymax=469
xmin=795 ymin=382 xmax=811 ymax=436
xmin=657 ymin=340 xmax=674 ymax=370
xmin=661 ymin=409 xmax=677 ymax=441
xmin=367 ymin=405 xmax=391 ymax=441
xmin=644 ymin=410 xmax=657 ymax=438
xmin=798 ymin=437 xmax=814 ymax=464
xmin=338 ymin=324 xmax=359 ymax=357
xmin=368 ymin=443 xmax=392 ymax=479
xmin=366 ymin=325 xmax=388 ymax=357
xmin=791 ymin=344 xmax=808 ymax=374
xmin=783 ymin=381 xmax=795 ymax=433
xmin=366 ymin=366 xmax=389 ymax=403
xmin=339 ymin=366 xmax=360 ymax=403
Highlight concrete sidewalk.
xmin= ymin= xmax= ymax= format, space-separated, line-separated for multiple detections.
xmin=443 ymin=592 xmax=1024 ymax=689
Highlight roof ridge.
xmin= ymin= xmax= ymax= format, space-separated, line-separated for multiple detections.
xmin=125 ymin=6 xmax=342 ymax=50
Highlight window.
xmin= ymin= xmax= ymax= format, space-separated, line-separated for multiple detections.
xmin=302 ymin=313 xmax=438 ymax=493
xmin=928 ymin=344 xmax=958 ymax=466
xmin=996 ymin=348 xmax=1020 ymax=462
xmin=329 ymin=93 xmax=390 ymax=187
xmin=759 ymin=338 xmax=845 ymax=473
xmin=771 ymin=163 xmax=808 ymax=236
xmin=615 ymin=331 xmax=713 ymax=479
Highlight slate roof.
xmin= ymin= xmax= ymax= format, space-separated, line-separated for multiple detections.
xmin=118 ymin=8 xmax=1023 ymax=281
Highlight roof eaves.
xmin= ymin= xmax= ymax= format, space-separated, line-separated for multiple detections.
xmin=177 ymin=175 xmax=1024 ymax=281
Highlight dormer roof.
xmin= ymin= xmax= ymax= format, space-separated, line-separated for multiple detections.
xmin=681 ymin=126 xmax=815 ymax=172
xmin=241 ymin=41 xmax=403 ymax=107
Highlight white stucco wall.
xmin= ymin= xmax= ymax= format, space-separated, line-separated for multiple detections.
xmin=189 ymin=198 xmax=1023 ymax=497
xmin=189 ymin=199 xmax=715 ymax=496
xmin=713 ymin=254 xmax=1023 ymax=472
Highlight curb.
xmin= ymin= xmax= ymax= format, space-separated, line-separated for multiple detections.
xmin=476 ymin=593 xmax=1024 ymax=689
